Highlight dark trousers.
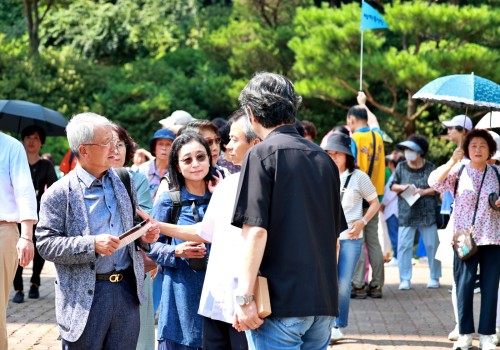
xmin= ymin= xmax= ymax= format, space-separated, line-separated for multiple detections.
xmin=62 ymin=277 xmax=140 ymax=349
xmin=13 ymin=226 xmax=44 ymax=291
xmin=454 ymin=245 xmax=500 ymax=335
xmin=202 ymin=316 xmax=248 ymax=350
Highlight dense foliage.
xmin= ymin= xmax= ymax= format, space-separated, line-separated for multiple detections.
xmin=1 ymin=0 xmax=499 ymax=164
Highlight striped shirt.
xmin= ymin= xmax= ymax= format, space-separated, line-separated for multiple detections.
xmin=339 ymin=169 xmax=377 ymax=240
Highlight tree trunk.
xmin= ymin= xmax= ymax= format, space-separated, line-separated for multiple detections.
xmin=23 ymin=0 xmax=40 ymax=57
xmin=406 ymin=91 xmax=416 ymax=136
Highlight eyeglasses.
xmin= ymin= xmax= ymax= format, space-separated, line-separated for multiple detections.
xmin=82 ymin=139 xmax=124 ymax=149
xmin=179 ymin=153 xmax=209 ymax=165
xmin=204 ymin=137 xmax=221 ymax=147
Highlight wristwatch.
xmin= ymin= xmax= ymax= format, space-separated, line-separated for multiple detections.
xmin=235 ymin=294 xmax=254 ymax=306
xmin=361 ymin=218 xmax=368 ymax=226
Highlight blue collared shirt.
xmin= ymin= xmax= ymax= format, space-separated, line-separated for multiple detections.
xmin=76 ymin=165 xmax=131 ymax=273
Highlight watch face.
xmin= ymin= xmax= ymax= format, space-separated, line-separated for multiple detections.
xmin=236 ymin=296 xmax=245 ymax=306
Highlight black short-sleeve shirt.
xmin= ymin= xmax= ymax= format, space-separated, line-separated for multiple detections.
xmin=232 ymin=125 xmax=347 ymax=317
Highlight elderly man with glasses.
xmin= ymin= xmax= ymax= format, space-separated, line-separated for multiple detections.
xmin=35 ymin=112 xmax=160 ymax=349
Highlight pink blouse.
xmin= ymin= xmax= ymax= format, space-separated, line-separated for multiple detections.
xmin=429 ymin=163 xmax=500 ymax=246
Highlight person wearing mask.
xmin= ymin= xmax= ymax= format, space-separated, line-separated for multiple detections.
xmin=390 ymin=135 xmax=441 ymax=291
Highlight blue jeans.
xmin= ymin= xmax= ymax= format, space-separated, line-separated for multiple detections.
xmin=245 ymin=316 xmax=335 ymax=350
xmin=397 ymin=225 xmax=441 ymax=282
xmin=335 ymin=239 xmax=362 ymax=328
xmin=386 ymin=215 xmax=398 ymax=259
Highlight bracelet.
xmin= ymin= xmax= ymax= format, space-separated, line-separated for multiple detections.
xmin=20 ymin=237 xmax=33 ymax=243
xmin=361 ymin=218 xmax=368 ymax=226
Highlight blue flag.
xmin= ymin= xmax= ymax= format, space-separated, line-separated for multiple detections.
xmin=360 ymin=1 xmax=388 ymax=31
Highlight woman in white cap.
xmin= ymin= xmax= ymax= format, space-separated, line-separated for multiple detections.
xmin=322 ymin=133 xmax=379 ymax=343
xmin=390 ymin=134 xmax=441 ymax=291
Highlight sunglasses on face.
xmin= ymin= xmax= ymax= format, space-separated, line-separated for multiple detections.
xmin=204 ymin=137 xmax=221 ymax=147
xmin=447 ymin=126 xmax=464 ymax=132
xmin=179 ymin=153 xmax=209 ymax=165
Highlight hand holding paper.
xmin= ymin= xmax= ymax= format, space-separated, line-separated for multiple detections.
xmin=400 ymin=184 xmax=421 ymax=206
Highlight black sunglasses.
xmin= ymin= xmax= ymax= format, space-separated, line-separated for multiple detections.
xmin=179 ymin=153 xmax=209 ymax=165
xmin=204 ymin=137 xmax=221 ymax=147
xmin=447 ymin=126 xmax=464 ymax=132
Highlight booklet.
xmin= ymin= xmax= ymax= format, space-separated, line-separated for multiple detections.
xmin=117 ymin=219 xmax=152 ymax=249
xmin=399 ymin=184 xmax=420 ymax=207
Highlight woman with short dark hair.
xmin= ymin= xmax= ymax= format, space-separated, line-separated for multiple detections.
xmin=429 ymin=128 xmax=500 ymax=350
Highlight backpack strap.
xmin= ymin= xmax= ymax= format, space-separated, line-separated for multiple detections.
xmin=453 ymin=164 xmax=466 ymax=197
xmin=114 ymin=168 xmax=147 ymax=251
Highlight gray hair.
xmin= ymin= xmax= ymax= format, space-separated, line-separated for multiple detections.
xmin=238 ymin=72 xmax=302 ymax=129
xmin=66 ymin=112 xmax=112 ymax=157
xmin=228 ymin=108 xmax=261 ymax=143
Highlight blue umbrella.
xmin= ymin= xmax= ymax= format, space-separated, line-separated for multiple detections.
xmin=412 ymin=73 xmax=500 ymax=111
xmin=0 ymin=100 xmax=67 ymax=136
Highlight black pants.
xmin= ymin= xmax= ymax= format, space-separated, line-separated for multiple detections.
xmin=454 ymin=245 xmax=500 ymax=335
xmin=13 ymin=224 xmax=45 ymax=291
xmin=202 ymin=317 xmax=248 ymax=350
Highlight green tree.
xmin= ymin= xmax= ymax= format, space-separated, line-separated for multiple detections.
xmin=289 ymin=1 xmax=500 ymax=142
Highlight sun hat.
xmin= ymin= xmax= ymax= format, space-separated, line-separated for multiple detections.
xmin=488 ymin=130 xmax=500 ymax=160
xmin=159 ymin=110 xmax=196 ymax=128
xmin=396 ymin=140 xmax=424 ymax=155
xmin=322 ymin=133 xmax=353 ymax=157
xmin=442 ymin=115 xmax=473 ymax=131
xmin=149 ymin=128 xmax=175 ymax=151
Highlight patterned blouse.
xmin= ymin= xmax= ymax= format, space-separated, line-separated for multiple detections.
xmin=429 ymin=163 xmax=500 ymax=246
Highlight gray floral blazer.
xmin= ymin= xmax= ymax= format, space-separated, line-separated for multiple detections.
xmin=35 ymin=168 xmax=145 ymax=342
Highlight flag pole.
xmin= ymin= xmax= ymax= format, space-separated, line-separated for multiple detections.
xmin=360 ymin=30 xmax=364 ymax=91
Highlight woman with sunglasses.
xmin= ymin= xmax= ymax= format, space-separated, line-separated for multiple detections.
xmin=148 ymin=132 xmax=214 ymax=350
xmin=180 ymin=120 xmax=230 ymax=178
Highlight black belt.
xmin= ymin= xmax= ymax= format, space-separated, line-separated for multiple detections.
xmin=96 ymin=268 xmax=134 ymax=283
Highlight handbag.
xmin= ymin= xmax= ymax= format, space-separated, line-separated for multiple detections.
xmin=452 ymin=166 xmax=487 ymax=261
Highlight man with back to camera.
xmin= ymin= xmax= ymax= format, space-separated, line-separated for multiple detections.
xmin=0 ymin=131 xmax=37 ymax=349
xmin=346 ymin=93 xmax=386 ymax=299
xmin=231 ymin=72 xmax=347 ymax=349
xmin=35 ymin=112 xmax=160 ymax=349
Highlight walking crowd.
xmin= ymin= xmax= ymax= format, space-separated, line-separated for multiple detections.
xmin=1 ymin=72 xmax=499 ymax=350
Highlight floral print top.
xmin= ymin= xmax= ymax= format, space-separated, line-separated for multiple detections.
xmin=429 ymin=163 xmax=500 ymax=246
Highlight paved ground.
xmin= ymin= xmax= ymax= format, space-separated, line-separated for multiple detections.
xmin=7 ymin=259 xmax=483 ymax=350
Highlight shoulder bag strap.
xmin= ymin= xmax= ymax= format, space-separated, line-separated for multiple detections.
xmin=340 ymin=173 xmax=353 ymax=202
xmin=367 ymin=131 xmax=376 ymax=177
xmin=471 ymin=166 xmax=488 ymax=228
xmin=453 ymin=164 xmax=466 ymax=197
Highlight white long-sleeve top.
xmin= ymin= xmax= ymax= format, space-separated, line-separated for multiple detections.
xmin=0 ymin=132 xmax=37 ymax=223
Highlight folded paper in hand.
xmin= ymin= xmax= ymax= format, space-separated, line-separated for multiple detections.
xmin=118 ymin=219 xmax=152 ymax=249
xmin=400 ymin=184 xmax=420 ymax=207
xmin=254 ymin=276 xmax=271 ymax=318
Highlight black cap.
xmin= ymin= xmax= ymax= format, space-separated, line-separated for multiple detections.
xmin=322 ymin=133 xmax=352 ymax=157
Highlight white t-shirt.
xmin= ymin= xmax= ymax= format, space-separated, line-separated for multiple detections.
xmin=339 ymin=169 xmax=377 ymax=240
xmin=197 ymin=173 xmax=244 ymax=323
